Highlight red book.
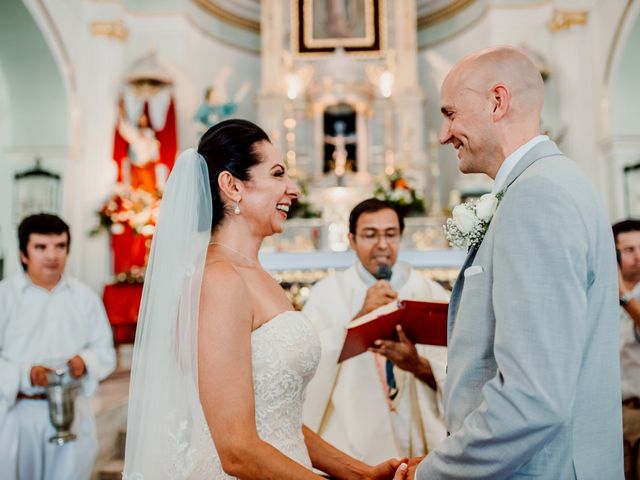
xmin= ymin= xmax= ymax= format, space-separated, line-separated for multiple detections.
xmin=337 ymin=299 xmax=448 ymax=363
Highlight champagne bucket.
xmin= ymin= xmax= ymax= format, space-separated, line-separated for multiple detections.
xmin=45 ymin=381 xmax=81 ymax=445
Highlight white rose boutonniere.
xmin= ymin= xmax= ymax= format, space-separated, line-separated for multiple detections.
xmin=444 ymin=191 xmax=505 ymax=248
xmin=452 ymin=204 xmax=476 ymax=234
xmin=475 ymin=193 xmax=499 ymax=222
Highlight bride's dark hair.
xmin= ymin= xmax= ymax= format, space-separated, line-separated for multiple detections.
xmin=197 ymin=119 xmax=270 ymax=231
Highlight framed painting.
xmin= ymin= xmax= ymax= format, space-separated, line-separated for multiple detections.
xmin=292 ymin=0 xmax=384 ymax=55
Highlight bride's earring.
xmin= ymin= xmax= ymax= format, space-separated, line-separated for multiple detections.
xmin=234 ymin=200 xmax=241 ymax=215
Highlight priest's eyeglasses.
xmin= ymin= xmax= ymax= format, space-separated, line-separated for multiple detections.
xmin=356 ymin=230 xmax=401 ymax=244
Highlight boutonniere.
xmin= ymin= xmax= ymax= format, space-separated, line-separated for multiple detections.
xmin=444 ymin=191 xmax=505 ymax=248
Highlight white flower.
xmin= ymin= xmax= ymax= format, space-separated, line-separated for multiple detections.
xmin=476 ymin=193 xmax=498 ymax=222
xmin=110 ymin=223 xmax=125 ymax=235
xmin=452 ymin=204 xmax=477 ymax=234
xmin=444 ymin=190 xmax=506 ymax=248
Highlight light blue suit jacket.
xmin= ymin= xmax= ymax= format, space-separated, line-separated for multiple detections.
xmin=418 ymin=141 xmax=623 ymax=479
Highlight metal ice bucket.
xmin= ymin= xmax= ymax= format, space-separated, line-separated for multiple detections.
xmin=45 ymin=376 xmax=81 ymax=445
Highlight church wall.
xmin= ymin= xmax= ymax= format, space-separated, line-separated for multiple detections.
xmin=418 ymin=0 xmax=632 ymax=216
xmin=1 ymin=0 xmax=260 ymax=290
xmin=611 ymin=13 xmax=640 ymax=137
xmin=0 ymin=0 xmax=69 ymax=279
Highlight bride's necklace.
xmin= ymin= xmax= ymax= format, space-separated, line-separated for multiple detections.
xmin=209 ymin=241 xmax=258 ymax=267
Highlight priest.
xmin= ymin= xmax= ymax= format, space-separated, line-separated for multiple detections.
xmin=302 ymin=198 xmax=449 ymax=465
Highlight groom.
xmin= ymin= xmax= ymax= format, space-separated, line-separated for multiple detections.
xmin=413 ymin=46 xmax=623 ymax=478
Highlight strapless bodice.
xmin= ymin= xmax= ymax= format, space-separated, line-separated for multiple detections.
xmin=210 ymin=311 xmax=321 ymax=478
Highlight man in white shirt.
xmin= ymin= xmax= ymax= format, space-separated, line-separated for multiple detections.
xmin=614 ymin=219 xmax=640 ymax=477
xmin=302 ymin=198 xmax=449 ymax=465
xmin=0 ymin=214 xmax=116 ymax=480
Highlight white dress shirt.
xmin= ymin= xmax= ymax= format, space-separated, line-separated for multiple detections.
xmin=0 ymin=272 xmax=116 ymax=411
xmin=492 ymin=135 xmax=549 ymax=193
xmin=620 ymin=282 xmax=640 ymax=400
xmin=0 ymin=271 xmax=116 ymax=480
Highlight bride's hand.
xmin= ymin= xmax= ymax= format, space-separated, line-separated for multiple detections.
xmin=365 ymin=457 xmax=408 ymax=479
xmin=392 ymin=462 xmax=408 ymax=479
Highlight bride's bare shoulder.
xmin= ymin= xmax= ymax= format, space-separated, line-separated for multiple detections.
xmin=202 ymin=259 xmax=249 ymax=296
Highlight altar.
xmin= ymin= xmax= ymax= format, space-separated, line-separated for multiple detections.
xmin=94 ymin=1 xmax=463 ymax=340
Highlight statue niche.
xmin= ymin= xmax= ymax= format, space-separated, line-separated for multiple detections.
xmin=323 ymin=103 xmax=357 ymax=179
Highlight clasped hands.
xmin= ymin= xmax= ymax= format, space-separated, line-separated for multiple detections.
xmin=366 ymin=455 xmax=424 ymax=479
xmin=30 ymin=354 xmax=86 ymax=387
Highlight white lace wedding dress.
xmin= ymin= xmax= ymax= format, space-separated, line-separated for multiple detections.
xmin=208 ymin=310 xmax=321 ymax=478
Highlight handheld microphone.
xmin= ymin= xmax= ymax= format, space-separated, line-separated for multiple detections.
xmin=375 ymin=264 xmax=393 ymax=281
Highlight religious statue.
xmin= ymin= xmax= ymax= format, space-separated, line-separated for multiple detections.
xmin=194 ymin=78 xmax=251 ymax=133
xmin=116 ymin=105 xmax=166 ymax=193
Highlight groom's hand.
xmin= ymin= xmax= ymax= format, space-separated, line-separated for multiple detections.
xmin=406 ymin=455 xmax=425 ymax=480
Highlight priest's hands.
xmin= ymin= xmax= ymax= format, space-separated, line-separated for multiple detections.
xmin=369 ymin=326 xmax=437 ymax=390
xmin=355 ymin=281 xmax=398 ymax=319
xmin=30 ymin=365 xmax=53 ymax=386
xmin=67 ymin=355 xmax=86 ymax=379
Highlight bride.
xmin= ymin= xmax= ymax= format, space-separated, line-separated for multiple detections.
xmin=123 ymin=119 xmax=409 ymax=479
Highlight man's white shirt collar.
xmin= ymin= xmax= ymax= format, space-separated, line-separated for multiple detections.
xmin=492 ymin=135 xmax=549 ymax=194
xmin=16 ymin=270 xmax=68 ymax=293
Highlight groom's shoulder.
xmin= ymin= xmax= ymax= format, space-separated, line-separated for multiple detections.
xmin=516 ymin=153 xmax=598 ymax=201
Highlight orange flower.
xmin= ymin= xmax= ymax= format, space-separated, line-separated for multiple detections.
xmin=394 ymin=178 xmax=409 ymax=189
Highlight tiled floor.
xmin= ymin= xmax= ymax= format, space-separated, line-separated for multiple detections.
xmin=91 ymin=347 xmax=131 ymax=479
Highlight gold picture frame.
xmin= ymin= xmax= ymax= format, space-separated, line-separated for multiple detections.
xmin=292 ymin=0 xmax=384 ymax=56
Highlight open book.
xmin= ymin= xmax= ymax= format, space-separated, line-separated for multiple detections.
xmin=337 ymin=299 xmax=449 ymax=363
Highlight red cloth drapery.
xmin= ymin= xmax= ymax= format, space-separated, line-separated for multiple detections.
xmin=103 ymin=283 xmax=143 ymax=345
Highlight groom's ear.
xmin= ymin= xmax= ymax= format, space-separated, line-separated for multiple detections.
xmin=490 ymin=84 xmax=510 ymax=121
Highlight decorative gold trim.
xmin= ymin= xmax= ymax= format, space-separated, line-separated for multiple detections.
xmin=191 ymin=0 xmax=260 ymax=33
xmin=604 ymin=0 xmax=635 ymax=86
xmin=547 ymin=9 xmax=589 ymax=33
xmin=90 ymin=20 xmax=129 ymax=41
xmin=185 ymin=14 xmax=260 ymax=55
xmin=418 ymin=5 xmax=488 ymax=49
xmin=417 ymin=0 xmax=476 ymax=29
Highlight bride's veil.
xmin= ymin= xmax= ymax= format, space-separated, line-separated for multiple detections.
xmin=123 ymin=148 xmax=216 ymax=479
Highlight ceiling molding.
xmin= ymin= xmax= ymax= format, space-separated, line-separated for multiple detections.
xmin=417 ymin=0 xmax=476 ymax=29
xmin=192 ymin=0 xmax=260 ymax=33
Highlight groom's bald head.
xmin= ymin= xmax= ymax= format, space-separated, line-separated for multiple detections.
xmin=448 ymin=46 xmax=544 ymax=114
xmin=439 ymin=46 xmax=545 ymax=178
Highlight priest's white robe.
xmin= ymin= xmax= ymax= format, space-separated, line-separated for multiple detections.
xmin=302 ymin=262 xmax=449 ymax=465
xmin=0 ymin=272 xmax=116 ymax=480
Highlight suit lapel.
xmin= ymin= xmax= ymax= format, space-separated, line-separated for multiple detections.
xmin=447 ymin=140 xmax=563 ymax=342
xmin=447 ymin=246 xmax=479 ymax=341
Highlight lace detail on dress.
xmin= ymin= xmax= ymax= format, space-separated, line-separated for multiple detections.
xmin=207 ymin=311 xmax=321 ymax=479
xmin=123 ymin=312 xmax=320 ymax=480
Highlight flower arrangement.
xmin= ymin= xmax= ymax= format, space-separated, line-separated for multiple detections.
xmin=374 ymin=169 xmax=426 ymax=216
xmin=287 ymin=181 xmax=322 ymax=219
xmin=443 ymin=192 xmax=503 ymax=248
xmin=91 ymin=184 xmax=161 ymax=237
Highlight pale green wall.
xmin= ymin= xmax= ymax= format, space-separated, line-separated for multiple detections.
xmin=611 ymin=12 xmax=640 ymax=136
xmin=0 ymin=0 xmax=68 ymax=147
